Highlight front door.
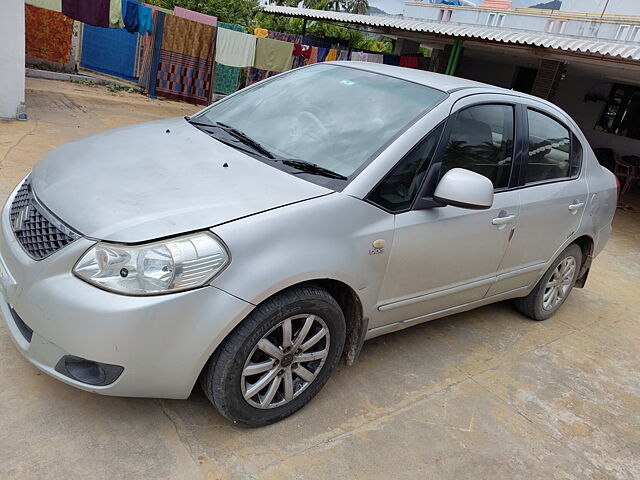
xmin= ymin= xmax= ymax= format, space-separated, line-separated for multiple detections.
xmin=373 ymin=101 xmax=520 ymax=327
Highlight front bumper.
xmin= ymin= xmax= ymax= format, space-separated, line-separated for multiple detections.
xmin=0 ymin=186 xmax=254 ymax=399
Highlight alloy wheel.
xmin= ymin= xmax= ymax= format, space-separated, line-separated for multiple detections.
xmin=241 ymin=314 xmax=330 ymax=409
xmin=542 ymin=256 xmax=577 ymax=311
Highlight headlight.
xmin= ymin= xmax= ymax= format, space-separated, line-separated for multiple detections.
xmin=73 ymin=232 xmax=229 ymax=295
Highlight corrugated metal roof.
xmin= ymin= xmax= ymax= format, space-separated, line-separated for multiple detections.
xmin=262 ymin=6 xmax=640 ymax=61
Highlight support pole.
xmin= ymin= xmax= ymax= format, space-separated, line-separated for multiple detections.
xmin=445 ymin=39 xmax=463 ymax=76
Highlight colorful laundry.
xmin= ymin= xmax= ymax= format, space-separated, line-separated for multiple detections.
xmin=317 ymin=48 xmax=329 ymax=63
xmin=338 ymin=49 xmax=349 ymax=61
xmin=26 ymin=0 xmax=62 ymax=12
xmin=245 ymin=67 xmax=278 ymax=87
xmin=399 ymin=55 xmax=419 ymax=68
xmin=81 ymin=24 xmax=139 ymax=81
xmin=267 ymin=31 xmax=302 ymax=44
xmin=109 ymin=0 xmax=124 ymax=28
xmin=254 ymin=37 xmax=294 ymax=73
xmin=212 ymin=63 xmax=239 ymax=95
xmin=215 ymin=28 xmax=256 ymax=68
xmin=25 ymin=4 xmax=74 ymax=64
xmin=123 ymin=0 xmax=139 ymax=33
xmin=62 ymin=0 xmax=110 ymax=28
xmin=155 ymin=15 xmax=216 ymax=105
xmin=351 ymin=51 xmax=367 ymax=62
xmin=254 ymin=27 xmax=269 ymax=38
xmin=137 ymin=3 xmax=153 ymax=34
xmin=367 ymin=53 xmax=384 ymax=63
xmin=304 ymin=46 xmax=318 ymax=66
xmin=325 ymin=49 xmax=337 ymax=62
xmin=174 ymin=6 xmax=217 ymax=27
xmin=383 ymin=54 xmax=400 ymax=66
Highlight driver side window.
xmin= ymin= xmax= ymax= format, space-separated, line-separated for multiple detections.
xmin=368 ymin=124 xmax=444 ymax=212
xmin=439 ymin=104 xmax=515 ymax=189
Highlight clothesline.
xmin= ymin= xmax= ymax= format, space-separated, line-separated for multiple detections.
xmin=25 ymin=1 xmax=428 ymax=104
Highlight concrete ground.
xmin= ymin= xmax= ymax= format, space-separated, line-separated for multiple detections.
xmin=1 ymin=78 xmax=639 ymax=480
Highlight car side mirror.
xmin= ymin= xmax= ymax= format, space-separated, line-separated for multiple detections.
xmin=433 ymin=168 xmax=494 ymax=210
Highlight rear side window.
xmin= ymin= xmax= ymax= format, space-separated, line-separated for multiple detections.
xmin=439 ymin=104 xmax=515 ymax=189
xmin=368 ymin=125 xmax=443 ymax=212
xmin=525 ymin=109 xmax=573 ymax=183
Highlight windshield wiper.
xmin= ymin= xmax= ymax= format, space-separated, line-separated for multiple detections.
xmin=186 ymin=118 xmax=275 ymax=159
xmin=277 ymin=159 xmax=348 ymax=180
xmin=213 ymin=122 xmax=275 ymax=159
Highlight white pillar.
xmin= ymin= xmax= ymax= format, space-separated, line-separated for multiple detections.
xmin=0 ymin=0 xmax=26 ymax=119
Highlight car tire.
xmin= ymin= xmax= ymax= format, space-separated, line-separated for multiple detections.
xmin=514 ymin=243 xmax=582 ymax=321
xmin=200 ymin=285 xmax=346 ymax=427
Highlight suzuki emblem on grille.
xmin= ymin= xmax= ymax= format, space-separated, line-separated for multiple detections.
xmin=12 ymin=205 xmax=30 ymax=233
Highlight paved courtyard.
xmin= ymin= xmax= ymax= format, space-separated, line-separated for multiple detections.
xmin=0 ymin=78 xmax=639 ymax=479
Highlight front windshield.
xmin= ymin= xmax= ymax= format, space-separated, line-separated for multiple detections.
xmin=197 ymin=64 xmax=446 ymax=178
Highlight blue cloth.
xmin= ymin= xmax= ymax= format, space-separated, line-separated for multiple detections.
xmin=148 ymin=11 xmax=165 ymax=99
xmin=123 ymin=0 xmax=138 ymax=33
xmin=317 ymin=47 xmax=329 ymax=62
xmin=137 ymin=3 xmax=152 ymax=34
xmin=81 ymin=24 xmax=138 ymax=81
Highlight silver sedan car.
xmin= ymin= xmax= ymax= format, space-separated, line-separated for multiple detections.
xmin=0 ymin=62 xmax=616 ymax=426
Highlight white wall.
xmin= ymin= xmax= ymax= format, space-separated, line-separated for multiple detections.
xmin=0 ymin=0 xmax=25 ymax=119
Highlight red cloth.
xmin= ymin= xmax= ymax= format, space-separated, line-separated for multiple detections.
xmin=293 ymin=44 xmax=311 ymax=58
xmin=62 ymin=0 xmax=110 ymax=28
xmin=399 ymin=56 xmax=419 ymax=69
xmin=25 ymin=5 xmax=74 ymax=64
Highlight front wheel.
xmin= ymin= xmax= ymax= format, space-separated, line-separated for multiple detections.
xmin=200 ymin=285 xmax=346 ymax=427
xmin=514 ymin=244 xmax=582 ymax=321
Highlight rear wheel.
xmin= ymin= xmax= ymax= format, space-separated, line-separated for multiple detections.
xmin=200 ymin=285 xmax=345 ymax=427
xmin=514 ymin=244 xmax=582 ymax=321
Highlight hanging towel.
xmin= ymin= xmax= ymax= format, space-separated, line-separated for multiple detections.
xmin=337 ymin=49 xmax=349 ymax=61
xmin=254 ymin=27 xmax=268 ymax=38
xmin=253 ymin=38 xmax=293 ymax=73
xmin=155 ymin=15 xmax=216 ymax=105
xmin=62 ymin=0 xmax=110 ymax=28
xmin=383 ymin=54 xmax=400 ymax=66
xmin=215 ymin=28 xmax=256 ymax=68
xmin=174 ymin=6 xmax=217 ymax=27
xmin=350 ymin=51 xmax=368 ymax=62
xmin=317 ymin=48 xmax=329 ymax=63
xmin=367 ymin=53 xmax=384 ymax=63
xmin=26 ymin=5 xmax=74 ymax=64
xmin=26 ymin=0 xmax=62 ymax=12
xmin=304 ymin=46 xmax=318 ymax=66
xmin=214 ymin=63 xmax=240 ymax=95
xmin=123 ymin=0 xmax=139 ymax=33
xmin=137 ymin=3 xmax=153 ymax=34
xmin=399 ymin=55 xmax=419 ymax=68
xmin=109 ymin=0 xmax=124 ymax=28
xmin=325 ymin=49 xmax=337 ymax=62
xmin=81 ymin=25 xmax=138 ymax=81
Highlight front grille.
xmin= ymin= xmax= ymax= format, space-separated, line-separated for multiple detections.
xmin=9 ymin=178 xmax=79 ymax=260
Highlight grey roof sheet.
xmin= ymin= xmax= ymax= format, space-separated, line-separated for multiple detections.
xmin=262 ymin=6 xmax=640 ymax=61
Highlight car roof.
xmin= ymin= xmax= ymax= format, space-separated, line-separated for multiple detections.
xmin=331 ymin=61 xmax=565 ymax=117
xmin=332 ymin=61 xmax=499 ymax=93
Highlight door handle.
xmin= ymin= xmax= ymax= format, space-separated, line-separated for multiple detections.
xmin=568 ymin=202 xmax=585 ymax=211
xmin=491 ymin=215 xmax=516 ymax=225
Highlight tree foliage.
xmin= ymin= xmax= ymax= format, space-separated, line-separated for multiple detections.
xmin=146 ymin=0 xmax=260 ymax=26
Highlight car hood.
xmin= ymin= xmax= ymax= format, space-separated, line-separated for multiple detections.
xmin=31 ymin=117 xmax=331 ymax=243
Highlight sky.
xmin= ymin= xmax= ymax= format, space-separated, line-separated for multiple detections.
xmin=371 ymin=0 xmax=536 ymax=15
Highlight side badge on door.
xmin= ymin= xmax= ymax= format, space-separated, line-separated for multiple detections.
xmin=369 ymin=239 xmax=385 ymax=255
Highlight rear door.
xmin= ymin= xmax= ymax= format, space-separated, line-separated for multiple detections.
xmin=487 ymin=103 xmax=588 ymax=296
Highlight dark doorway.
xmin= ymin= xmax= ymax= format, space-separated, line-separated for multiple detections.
xmin=512 ymin=67 xmax=538 ymax=94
